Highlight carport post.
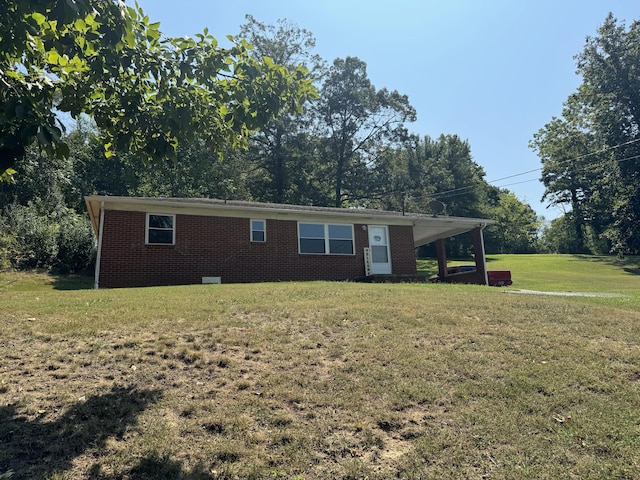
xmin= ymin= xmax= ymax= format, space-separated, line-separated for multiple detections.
xmin=472 ymin=226 xmax=488 ymax=286
xmin=436 ymin=238 xmax=447 ymax=280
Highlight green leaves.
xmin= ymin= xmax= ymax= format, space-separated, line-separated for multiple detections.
xmin=318 ymin=56 xmax=416 ymax=206
xmin=0 ymin=168 xmax=16 ymax=183
xmin=531 ymin=14 xmax=640 ymax=254
xmin=31 ymin=12 xmax=47 ymax=26
xmin=2 ymin=0 xmax=315 ymax=180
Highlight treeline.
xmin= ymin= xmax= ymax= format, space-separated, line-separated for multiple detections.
xmin=0 ymin=122 xmax=542 ymax=272
xmin=531 ymin=14 xmax=640 ymax=256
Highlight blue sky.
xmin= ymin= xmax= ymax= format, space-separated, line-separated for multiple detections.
xmin=133 ymin=0 xmax=639 ymax=220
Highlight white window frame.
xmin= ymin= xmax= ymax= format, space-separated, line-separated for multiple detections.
xmin=146 ymin=213 xmax=175 ymax=245
xmin=250 ymin=219 xmax=266 ymax=243
xmin=298 ymin=222 xmax=355 ymax=255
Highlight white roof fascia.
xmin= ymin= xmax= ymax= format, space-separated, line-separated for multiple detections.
xmin=85 ymin=195 xmax=494 ymax=246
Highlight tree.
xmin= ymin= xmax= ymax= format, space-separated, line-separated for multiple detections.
xmin=371 ymin=134 xmax=494 ymax=217
xmin=68 ymin=125 xmax=141 ymax=207
xmin=237 ymin=15 xmax=324 ymax=204
xmin=365 ymin=135 xmax=423 ymax=211
xmin=1 ymin=1 xmax=316 ymax=180
xmin=531 ymin=14 xmax=640 ymax=254
xmin=317 ymin=57 xmax=416 ymax=207
xmin=577 ymin=15 xmax=640 ymax=254
xmin=539 ymin=215 xmax=582 ymax=254
xmin=421 ymin=135 xmax=496 ymax=218
xmin=484 ymin=190 xmax=541 ymax=254
xmin=530 ymin=116 xmax=601 ymax=253
xmin=129 ymin=141 xmax=252 ymax=200
xmin=373 ymin=134 xmax=519 ymax=258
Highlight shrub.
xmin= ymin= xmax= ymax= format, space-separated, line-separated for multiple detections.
xmin=0 ymin=202 xmax=95 ymax=273
xmin=55 ymin=211 xmax=96 ymax=274
xmin=0 ymin=216 xmax=18 ymax=270
xmin=2 ymin=202 xmax=59 ymax=269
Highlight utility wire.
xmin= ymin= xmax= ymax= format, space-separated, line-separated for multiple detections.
xmin=352 ymin=138 xmax=640 ymax=206
xmin=425 ymin=137 xmax=640 ymax=202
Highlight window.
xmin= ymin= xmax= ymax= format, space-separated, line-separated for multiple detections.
xmin=146 ymin=213 xmax=175 ymax=244
xmin=298 ymin=223 xmax=354 ymax=255
xmin=328 ymin=224 xmax=353 ymax=254
xmin=251 ymin=219 xmax=266 ymax=242
xmin=299 ymin=223 xmax=326 ymax=253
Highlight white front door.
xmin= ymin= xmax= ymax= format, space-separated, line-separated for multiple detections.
xmin=368 ymin=226 xmax=391 ymax=274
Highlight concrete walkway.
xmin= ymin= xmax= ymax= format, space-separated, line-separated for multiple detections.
xmin=505 ymin=289 xmax=627 ymax=298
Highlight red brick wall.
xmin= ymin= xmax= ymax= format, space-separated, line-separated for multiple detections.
xmin=98 ymin=210 xmax=417 ymax=288
xmin=389 ymin=225 xmax=419 ymax=275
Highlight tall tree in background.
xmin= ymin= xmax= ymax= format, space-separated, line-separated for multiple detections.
xmin=415 ymin=135 xmax=502 ymax=257
xmin=122 ymin=142 xmax=251 ymax=200
xmin=372 ymin=134 xmax=494 ymax=216
xmin=317 ymin=57 xmax=416 ymax=207
xmin=530 ymin=115 xmax=601 ymax=253
xmin=365 ymin=135 xmax=423 ymax=211
xmin=238 ymin=15 xmax=323 ymax=204
xmin=374 ymin=134 xmax=538 ymax=257
xmin=578 ymin=14 xmax=640 ymax=254
xmin=484 ymin=190 xmax=541 ymax=254
xmin=1 ymin=1 xmax=316 ymax=180
xmin=0 ymin=142 xmax=95 ymax=272
xmin=532 ymin=14 xmax=640 ymax=254
xmin=421 ymin=135 xmax=495 ymax=218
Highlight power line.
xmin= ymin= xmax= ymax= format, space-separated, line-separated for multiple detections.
xmin=427 ymin=137 xmax=640 ymax=202
xmin=488 ymin=168 xmax=542 ymax=184
xmin=355 ymin=137 xmax=640 ymax=207
xmin=492 ymin=178 xmax=542 ymax=189
xmin=491 ymin=137 xmax=640 ymax=185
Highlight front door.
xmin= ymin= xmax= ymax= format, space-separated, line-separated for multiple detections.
xmin=368 ymin=226 xmax=391 ymax=274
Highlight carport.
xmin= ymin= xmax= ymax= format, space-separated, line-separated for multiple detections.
xmin=411 ymin=216 xmax=495 ymax=286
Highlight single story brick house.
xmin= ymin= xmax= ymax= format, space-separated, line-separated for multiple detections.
xmin=85 ymin=195 xmax=495 ymax=289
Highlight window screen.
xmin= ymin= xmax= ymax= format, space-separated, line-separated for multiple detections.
xmin=299 ymin=223 xmax=353 ymax=255
xmin=147 ymin=214 xmax=174 ymax=244
xmin=251 ymin=220 xmax=266 ymax=242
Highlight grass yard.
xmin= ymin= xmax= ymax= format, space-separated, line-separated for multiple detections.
xmin=1 ymin=255 xmax=640 ymax=479
xmin=418 ymin=253 xmax=640 ymax=298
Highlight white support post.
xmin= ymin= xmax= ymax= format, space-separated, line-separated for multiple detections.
xmin=479 ymin=225 xmax=488 ymax=286
xmin=94 ymin=202 xmax=105 ymax=290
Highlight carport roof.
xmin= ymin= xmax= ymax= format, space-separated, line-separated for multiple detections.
xmin=85 ymin=195 xmax=495 ymax=247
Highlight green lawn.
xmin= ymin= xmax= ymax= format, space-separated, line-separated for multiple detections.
xmin=1 ymin=255 xmax=640 ymax=479
xmin=419 ymin=253 xmax=640 ymax=295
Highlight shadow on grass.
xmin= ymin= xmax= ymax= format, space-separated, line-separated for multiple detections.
xmin=89 ymin=455 xmax=215 ymax=479
xmin=571 ymin=254 xmax=640 ymax=274
xmin=417 ymin=257 xmax=498 ymax=279
xmin=53 ymin=273 xmax=94 ymax=290
xmin=0 ymin=385 xmax=163 ymax=478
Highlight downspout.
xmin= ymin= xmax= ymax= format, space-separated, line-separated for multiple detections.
xmin=479 ymin=224 xmax=488 ymax=286
xmin=94 ymin=202 xmax=105 ymax=290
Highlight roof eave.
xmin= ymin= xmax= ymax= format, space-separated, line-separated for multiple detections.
xmin=85 ymin=195 xmax=495 ymax=245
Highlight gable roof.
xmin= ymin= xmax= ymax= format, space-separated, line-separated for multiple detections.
xmin=85 ymin=195 xmax=495 ymax=247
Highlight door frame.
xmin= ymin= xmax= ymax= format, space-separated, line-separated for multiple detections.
xmin=368 ymin=225 xmax=392 ymax=274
